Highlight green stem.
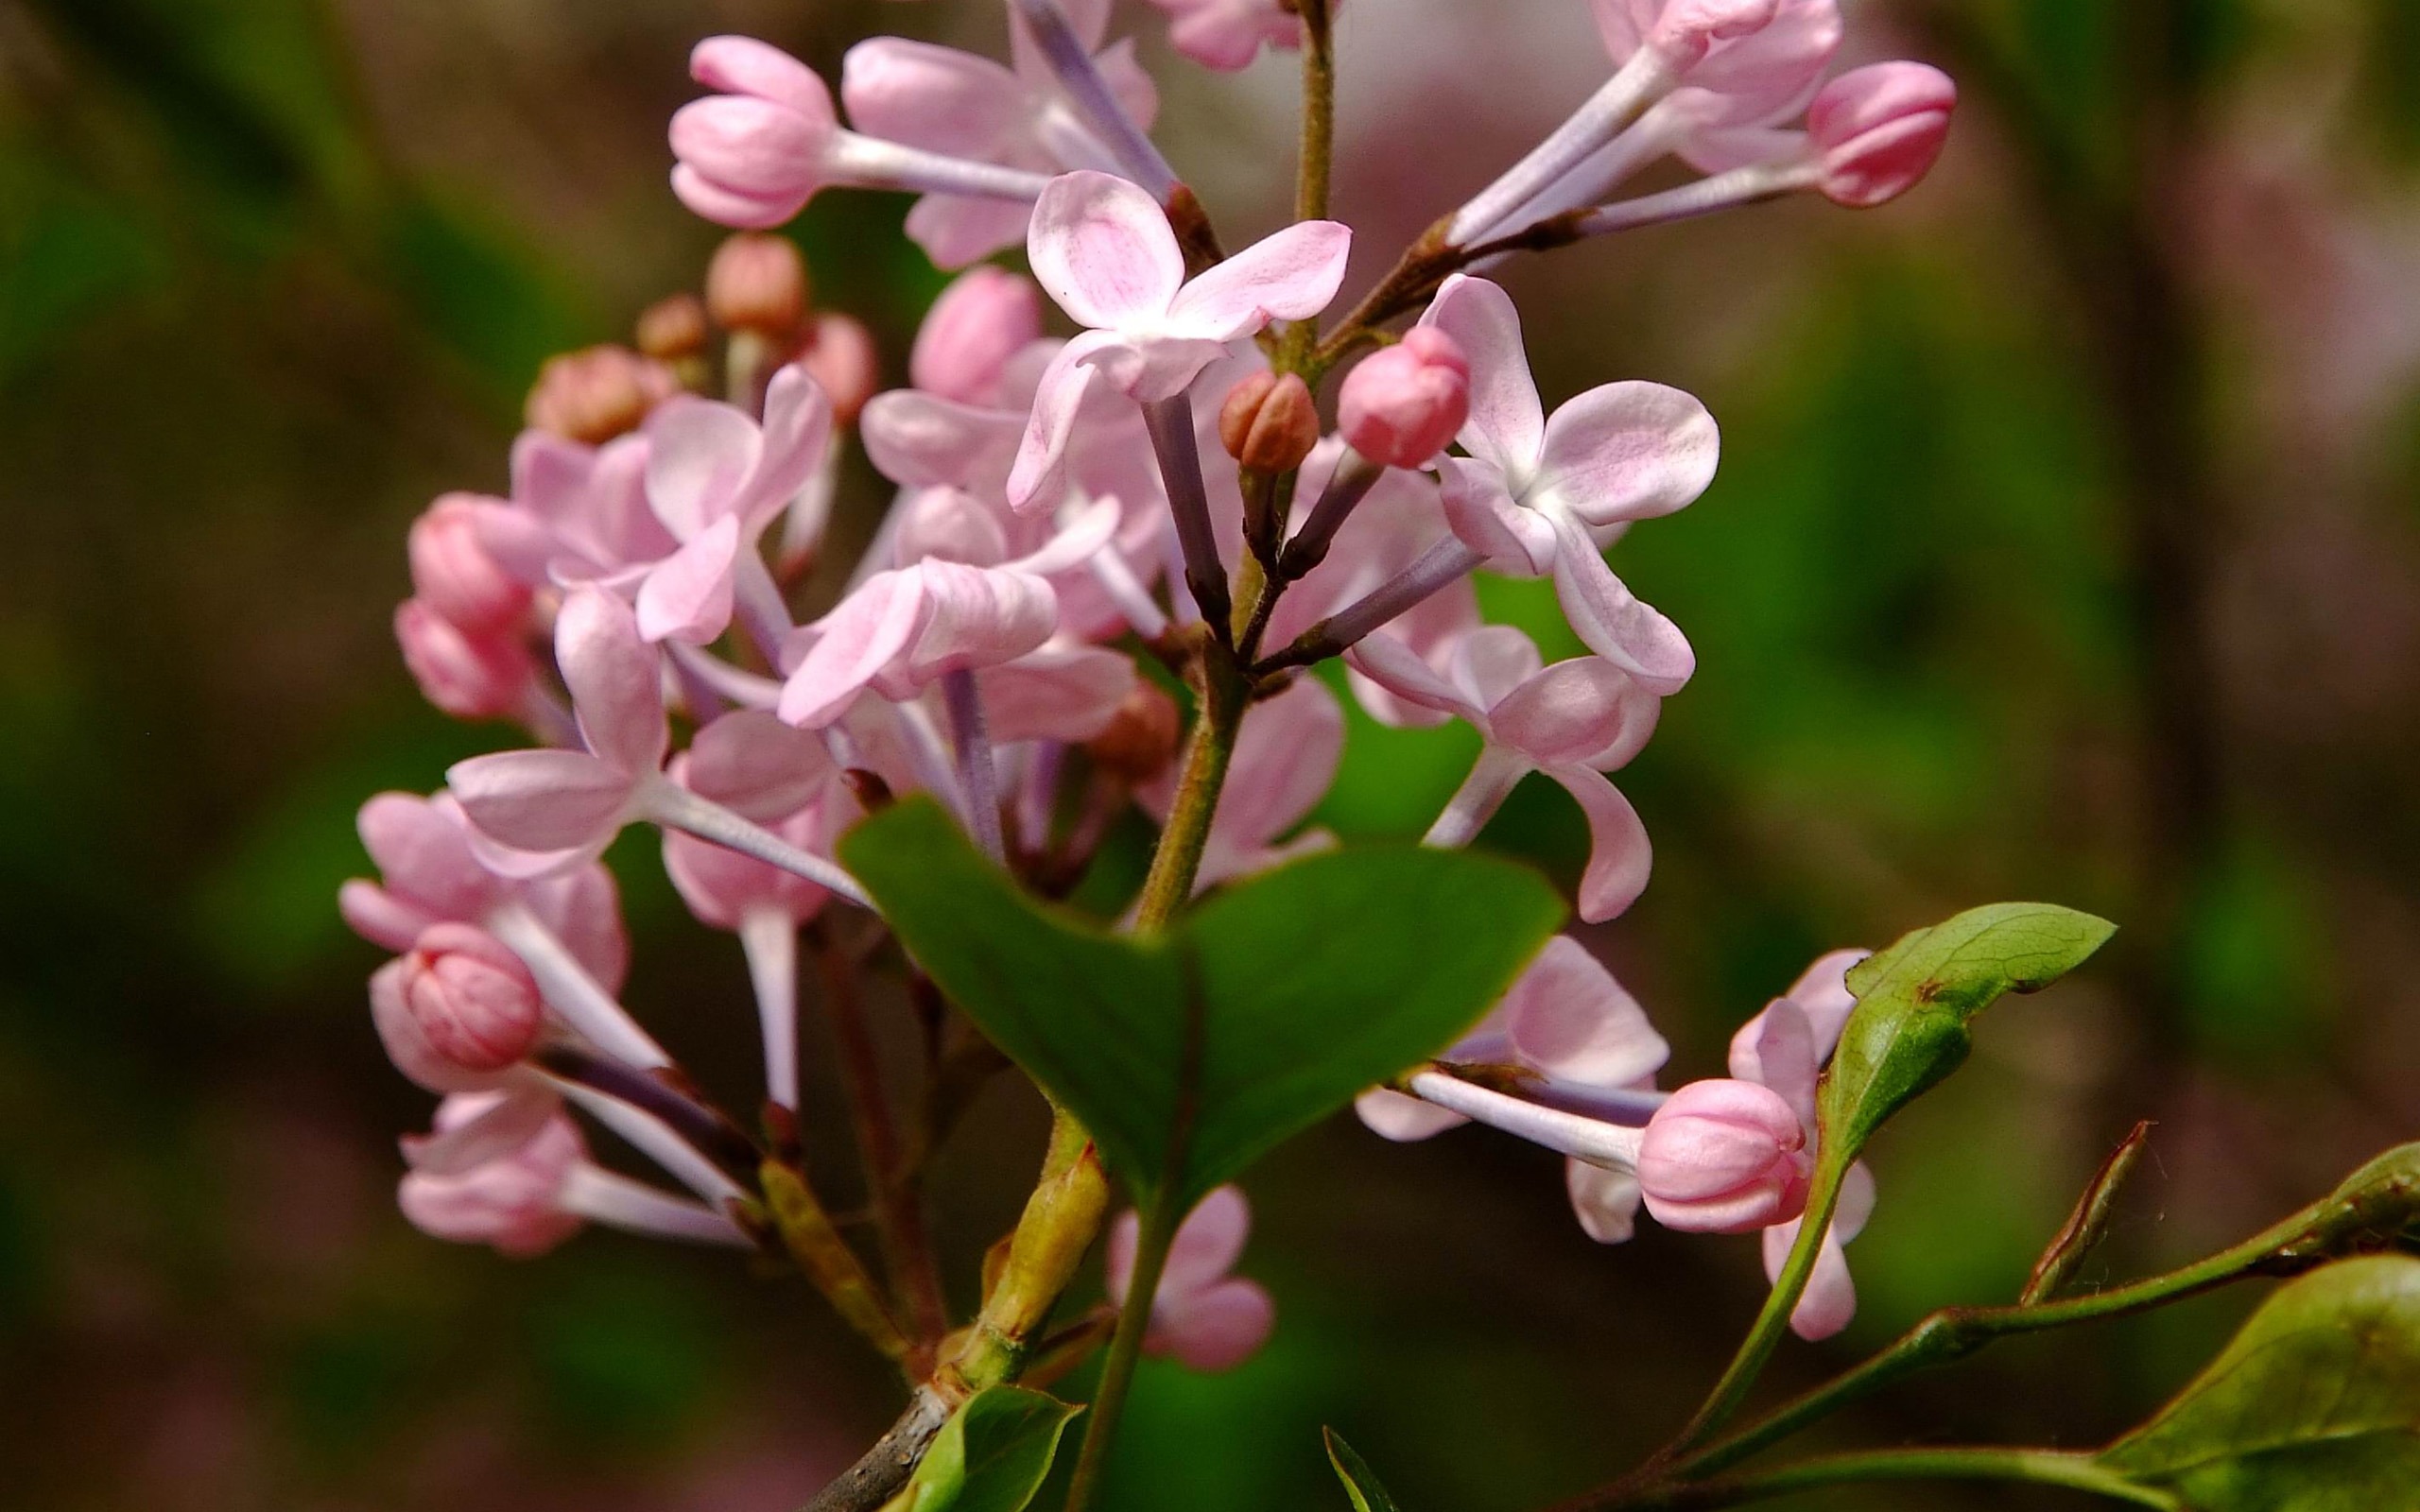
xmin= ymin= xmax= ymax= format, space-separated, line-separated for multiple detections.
xmin=1617 ymin=1449 xmax=2175 ymax=1510
xmin=1281 ymin=0 xmax=1336 ymax=373
xmin=1062 ymin=1195 xmax=1181 ymax=1512
xmin=1661 ymin=1156 xmax=1850 ymax=1458
xmin=1132 ymin=636 xmax=1250 ymax=932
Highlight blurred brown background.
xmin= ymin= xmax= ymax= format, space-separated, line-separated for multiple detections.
xmin=3 ymin=0 xmax=2418 ymax=1507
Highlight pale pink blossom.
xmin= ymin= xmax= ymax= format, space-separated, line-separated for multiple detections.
xmin=635 ymin=364 xmax=833 ymax=645
xmin=1007 ymin=171 xmax=1351 ymax=513
xmin=409 ymin=495 xmax=532 ymax=635
xmin=1106 ymin=1186 xmax=1275 ymax=1371
xmin=1419 ymin=274 xmax=1715 ymax=693
xmin=1357 ymin=936 xmax=1669 ymax=1242
xmin=399 ymin=1093 xmax=589 ymax=1257
xmin=395 ymin=599 xmax=537 ymax=722
xmin=671 ymin=38 xmax=1056 ymax=232
xmin=1636 ymin=1077 xmax=1808 ymax=1232
xmin=1144 ymin=0 xmax=1314 ymax=72
xmin=470 ymin=432 xmax=676 ymax=593
xmin=1338 ymin=328 xmax=1471 ymax=470
xmin=911 ymin=267 xmax=1046 ymax=405
xmin=841 ymin=0 xmax=1159 ymax=266
xmin=1347 ymin=624 xmax=1660 ymax=921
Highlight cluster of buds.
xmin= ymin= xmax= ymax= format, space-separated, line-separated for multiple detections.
xmin=353 ymin=0 xmax=1953 ymax=1370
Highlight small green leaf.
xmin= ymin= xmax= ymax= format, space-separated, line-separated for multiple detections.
xmin=1324 ymin=1429 xmax=1406 ymax=1512
xmin=1821 ymin=902 xmax=2115 ymax=1154
xmin=2099 ymin=1255 xmax=2420 ymax=1508
xmin=904 ymin=1386 xmax=1083 ymax=1512
xmin=841 ymin=798 xmax=1564 ymax=1210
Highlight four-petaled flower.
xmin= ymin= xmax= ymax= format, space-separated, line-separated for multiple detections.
xmin=1105 ymin=1186 xmax=1276 ymax=1371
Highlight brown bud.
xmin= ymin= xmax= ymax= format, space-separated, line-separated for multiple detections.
xmin=707 ymin=232 xmax=809 ymax=337
xmin=635 ymin=292 xmax=709 ymax=361
xmin=1083 ymin=681 xmax=1184 ymax=784
xmin=524 ymin=344 xmax=679 ymax=444
xmin=1219 ymin=370 xmax=1320 ymax=473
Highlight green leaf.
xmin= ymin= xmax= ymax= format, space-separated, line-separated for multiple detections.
xmin=1821 ymin=902 xmax=2115 ymax=1154
xmin=1324 ymin=1429 xmax=1406 ymax=1512
xmin=2099 ymin=1255 xmax=2420 ymax=1508
xmin=840 ymin=798 xmax=1564 ymax=1211
xmin=904 ymin=1386 xmax=1083 ymax=1512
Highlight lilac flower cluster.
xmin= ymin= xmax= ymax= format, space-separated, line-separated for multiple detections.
xmin=350 ymin=0 xmax=1954 ymax=1366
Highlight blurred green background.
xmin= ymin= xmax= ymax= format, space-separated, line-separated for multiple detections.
xmin=5 ymin=0 xmax=2419 ymax=1506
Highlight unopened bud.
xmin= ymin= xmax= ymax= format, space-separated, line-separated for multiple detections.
xmin=1083 ymin=681 xmax=1184 ymax=784
xmin=395 ymin=599 xmax=536 ymax=721
xmin=409 ymin=495 xmax=530 ymax=635
xmin=707 ymin=232 xmax=810 ymax=337
xmin=799 ymin=312 xmax=880 ymax=425
xmin=1808 ymin=62 xmax=1957 ymax=209
xmin=397 ymin=1094 xmax=585 ymax=1256
xmin=399 ymin=923 xmax=545 ymax=1073
xmin=911 ymin=266 xmax=1043 ymax=404
xmin=525 ymin=345 xmax=678 ymax=444
xmin=1637 ymin=1078 xmax=1809 ymax=1234
xmin=1339 ymin=328 xmax=1470 ymax=469
xmin=635 ymin=292 xmax=710 ymax=361
xmin=1219 ymin=371 xmax=1321 ymax=474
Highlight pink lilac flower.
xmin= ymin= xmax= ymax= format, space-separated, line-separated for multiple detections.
xmin=1144 ymin=0 xmax=1317 ymax=72
xmin=1357 ymin=936 xmax=1671 ymax=1242
xmin=1418 ymin=273 xmax=1717 ymax=693
xmin=1728 ymin=948 xmax=1876 ymax=1339
xmin=671 ymin=37 xmax=1056 ymax=232
xmin=1007 ymin=170 xmax=1352 ymax=513
xmin=1105 ymin=1186 xmax=1275 ymax=1371
xmin=469 ymin=432 xmax=675 ymax=593
xmin=1347 ymin=623 xmax=1660 ymax=921
xmin=842 ymin=0 xmax=1160 ymax=267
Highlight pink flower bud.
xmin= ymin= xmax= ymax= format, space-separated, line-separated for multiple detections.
xmin=525 ymin=345 xmax=679 ymax=444
xmin=397 ymin=923 xmax=544 ymax=1073
xmin=408 ymin=495 xmax=530 ymax=635
xmin=1339 ymin=328 xmax=1470 ymax=469
xmin=636 ymin=293 xmax=710 ymax=361
xmin=707 ymin=232 xmax=811 ymax=337
xmin=799 ymin=312 xmax=880 ymax=426
xmin=671 ymin=38 xmax=844 ymax=229
xmin=1217 ymin=370 xmax=1321 ymax=474
xmin=911 ymin=266 xmax=1043 ymax=405
xmin=395 ymin=599 xmax=535 ymax=721
xmin=397 ymin=1094 xmax=587 ymax=1257
xmin=1637 ymin=1078 xmax=1809 ymax=1233
xmin=1807 ymin=62 xmax=1956 ymax=209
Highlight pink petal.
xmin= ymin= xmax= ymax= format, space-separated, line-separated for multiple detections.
xmin=402 ymin=1084 xmax=563 ymax=1175
xmin=911 ymin=266 xmax=1045 ymax=405
xmin=645 ymin=396 xmax=761 ymax=540
xmin=356 ymin=792 xmax=493 ymax=920
xmin=778 ymin=572 xmax=930 ymax=728
xmin=1355 ymin=1087 xmax=1470 ymax=1142
xmin=1764 ymin=1221 xmax=1858 ymax=1341
xmin=861 ymin=390 xmax=1026 ymax=494
xmin=1419 ymin=275 xmax=1545 ymax=479
xmin=1439 ymin=458 xmax=1559 ymax=574
xmin=839 ymin=38 xmax=1026 ymax=158
xmin=893 ymin=487 xmax=1014 ymax=569
xmin=895 ymin=561 xmax=1058 ymax=686
xmin=1093 ymin=38 xmax=1163 ymax=128
xmin=447 ymin=750 xmax=636 ymax=855
xmin=1006 ymin=493 xmax=1123 ymax=576
xmin=1834 ymin=1160 xmax=1879 ymax=1244
xmin=635 ymin=515 xmax=741 ymax=645
xmin=1166 ymin=219 xmax=1353 ymax=340
xmin=1161 ymin=1184 xmax=1253 ymax=1297
xmin=977 ymin=644 xmax=1136 ymax=743
xmin=1785 ymin=947 xmax=1869 ymax=1057
xmin=1489 ymin=657 xmax=1658 ymax=769
xmin=524 ymin=864 xmax=631 ymax=994
xmin=1342 ymin=632 xmax=1489 ymax=727
xmin=1535 ymin=382 xmax=1720 ymax=527
xmin=671 ymin=163 xmax=807 ymax=230
xmin=669 ymin=96 xmax=830 ymax=199
xmin=1188 ymin=677 xmax=1342 ymax=851
xmin=1543 ymin=765 xmax=1652 ymax=923
xmin=746 ymin=365 xmax=836 ymax=524
xmin=686 ymin=709 xmax=836 ymax=820
xmin=1729 ymin=997 xmax=1820 ymax=1128
xmin=905 ymin=193 xmax=1036 ymax=271
xmin=1566 ymin=1160 xmax=1646 ymax=1244
xmin=1004 ymin=334 xmax=1110 ymax=515
xmin=1678 ymin=0 xmax=1841 ymax=126
xmin=1158 ymin=1279 xmax=1274 ymax=1371
xmin=339 ymin=879 xmax=437 ymax=953
xmin=1448 ymin=624 xmax=1548 ymax=714
xmin=1546 ymin=509 xmax=1695 ymax=695
xmin=1026 ymin=170 xmax=1185 ymax=331
xmin=691 ymin=36 xmax=837 ymax=122
xmin=1501 ymin=936 xmax=1669 ymax=1087
xmin=556 ymin=588 xmax=668 ymax=772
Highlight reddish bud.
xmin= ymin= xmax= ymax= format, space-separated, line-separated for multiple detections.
xmin=1218 ymin=370 xmax=1321 ymax=474
xmin=635 ymin=292 xmax=710 ymax=361
xmin=395 ymin=599 xmax=535 ymax=720
xmin=1808 ymin=62 xmax=1957 ymax=209
xmin=910 ymin=266 xmax=1042 ymax=404
xmin=1338 ymin=328 xmax=1470 ymax=468
xmin=398 ymin=923 xmax=545 ymax=1072
xmin=1638 ymin=1078 xmax=1810 ymax=1234
xmin=409 ymin=495 xmax=530 ymax=635
xmin=525 ymin=345 xmax=678 ymax=444
xmin=799 ymin=312 xmax=880 ymax=425
xmin=707 ymin=232 xmax=810 ymax=337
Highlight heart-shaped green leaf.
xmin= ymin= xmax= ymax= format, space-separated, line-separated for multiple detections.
xmin=1821 ymin=902 xmax=2115 ymax=1156
xmin=2098 ymin=1255 xmax=2420 ymax=1508
xmin=902 ymin=1386 xmax=1082 ymax=1512
xmin=841 ymin=798 xmax=1564 ymax=1211
xmin=1325 ymin=1429 xmax=1406 ymax=1512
